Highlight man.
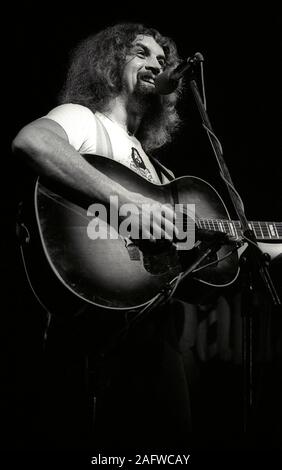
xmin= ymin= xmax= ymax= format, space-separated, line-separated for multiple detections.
xmin=12 ymin=23 xmax=192 ymax=451
xmin=13 ymin=23 xmax=182 ymax=241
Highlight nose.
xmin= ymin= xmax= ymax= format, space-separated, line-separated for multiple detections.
xmin=145 ymin=56 xmax=162 ymax=75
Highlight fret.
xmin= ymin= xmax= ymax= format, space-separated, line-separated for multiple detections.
xmin=267 ymin=223 xmax=279 ymax=239
xmin=277 ymin=223 xmax=282 ymax=237
xmin=218 ymin=221 xmax=224 ymax=232
xmin=249 ymin=222 xmax=266 ymax=240
xmin=233 ymin=223 xmax=240 ymax=239
xmin=271 ymin=223 xmax=279 ymax=238
xmin=228 ymin=222 xmax=236 ymax=237
xmin=235 ymin=221 xmax=242 ymax=237
xmin=252 ymin=221 xmax=264 ymax=239
xmin=228 ymin=221 xmax=238 ymax=238
xmin=223 ymin=220 xmax=231 ymax=235
xmin=260 ymin=222 xmax=270 ymax=239
xmin=245 ymin=221 xmax=281 ymax=240
xmin=198 ymin=219 xmax=203 ymax=229
xmin=198 ymin=219 xmax=206 ymax=230
xmin=196 ymin=219 xmax=282 ymax=240
xmin=264 ymin=222 xmax=271 ymax=238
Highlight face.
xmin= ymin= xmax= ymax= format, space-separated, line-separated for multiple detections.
xmin=121 ymin=35 xmax=166 ymax=97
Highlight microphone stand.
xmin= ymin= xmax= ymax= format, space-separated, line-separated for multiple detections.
xmin=187 ymin=63 xmax=281 ymax=436
xmin=95 ymin=235 xmax=232 ymax=356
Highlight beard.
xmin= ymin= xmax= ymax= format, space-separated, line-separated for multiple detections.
xmin=135 ymin=77 xmax=157 ymax=96
xmin=132 ymin=79 xmax=160 ymax=112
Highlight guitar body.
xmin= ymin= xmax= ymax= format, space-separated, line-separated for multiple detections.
xmin=21 ymin=155 xmax=239 ymax=313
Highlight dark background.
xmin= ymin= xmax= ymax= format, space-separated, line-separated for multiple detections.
xmin=6 ymin=6 xmax=282 ymax=217
xmin=2 ymin=4 xmax=282 ymax=462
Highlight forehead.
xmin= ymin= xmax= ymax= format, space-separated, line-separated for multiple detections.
xmin=132 ymin=34 xmax=165 ymax=56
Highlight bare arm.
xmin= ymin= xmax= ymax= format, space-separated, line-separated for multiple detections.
xmin=12 ymin=118 xmax=130 ymax=208
xmin=12 ymin=118 xmax=177 ymax=240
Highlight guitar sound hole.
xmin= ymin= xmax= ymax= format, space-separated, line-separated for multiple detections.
xmin=131 ymin=240 xmax=180 ymax=275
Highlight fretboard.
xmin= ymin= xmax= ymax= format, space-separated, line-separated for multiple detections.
xmin=197 ymin=219 xmax=282 ymax=241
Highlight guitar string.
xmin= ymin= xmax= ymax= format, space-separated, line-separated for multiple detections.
xmin=30 ymin=192 xmax=245 ymax=320
xmin=179 ymin=210 xmax=282 ymax=239
xmin=178 ymin=207 xmax=282 ymax=226
xmin=181 ymin=208 xmax=282 ymax=226
xmin=40 ymin=188 xmax=282 ymax=243
xmin=38 ymin=190 xmax=245 ymax=261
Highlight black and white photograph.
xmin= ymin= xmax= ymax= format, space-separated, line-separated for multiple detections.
xmin=3 ymin=5 xmax=282 ymax=467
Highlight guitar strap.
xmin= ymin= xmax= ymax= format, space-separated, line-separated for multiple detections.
xmin=150 ymin=156 xmax=174 ymax=183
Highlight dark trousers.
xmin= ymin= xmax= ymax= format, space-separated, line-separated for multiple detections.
xmin=38 ymin=301 xmax=192 ymax=451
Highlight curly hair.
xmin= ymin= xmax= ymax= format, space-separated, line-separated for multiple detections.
xmin=59 ymin=23 xmax=184 ymax=152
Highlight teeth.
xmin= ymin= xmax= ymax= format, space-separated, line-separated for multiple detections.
xmin=142 ymin=78 xmax=154 ymax=84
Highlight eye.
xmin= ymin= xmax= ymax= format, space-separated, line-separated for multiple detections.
xmin=158 ymin=59 xmax=166 ymax=69
xmin=136 ymin=49 xmax=146 ymax=58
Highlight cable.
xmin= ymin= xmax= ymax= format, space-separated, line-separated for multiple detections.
xmin=192 ymin=243 xmax=243 ymax=273
xmin=202 ymin=123 xmax=246 ymax=214
xmin=199 ymin=60 xmax=207 ymax=111
xmin=19 ymin=245 xmax=52 ymax=341
xmin=242 ymin=234 xmax=263 ymax=249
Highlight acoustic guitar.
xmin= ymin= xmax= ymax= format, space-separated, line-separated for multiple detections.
xmin=19 ymin=154 xmax=282 ymax=313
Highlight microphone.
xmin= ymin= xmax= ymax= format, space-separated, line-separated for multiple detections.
xmin=155 ymin=52 xmax=204 ymax=95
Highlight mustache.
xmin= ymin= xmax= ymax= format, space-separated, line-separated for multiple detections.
xmin=138 ymin=72 xmax=156 ymax=83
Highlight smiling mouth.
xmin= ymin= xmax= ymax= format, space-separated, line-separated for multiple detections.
xmin=140 ymin=76 xmax=155 ymax=85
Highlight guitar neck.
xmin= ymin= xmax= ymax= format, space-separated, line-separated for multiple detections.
xmin=197 ymin=219 xmax=282 ymax=241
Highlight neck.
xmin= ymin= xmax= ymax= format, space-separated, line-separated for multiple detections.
xmin=104 ymin=95 xmax=148 ymax=136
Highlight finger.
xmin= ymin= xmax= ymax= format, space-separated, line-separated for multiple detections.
xmin=161 ymin=217 xmax=179 ymax=239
